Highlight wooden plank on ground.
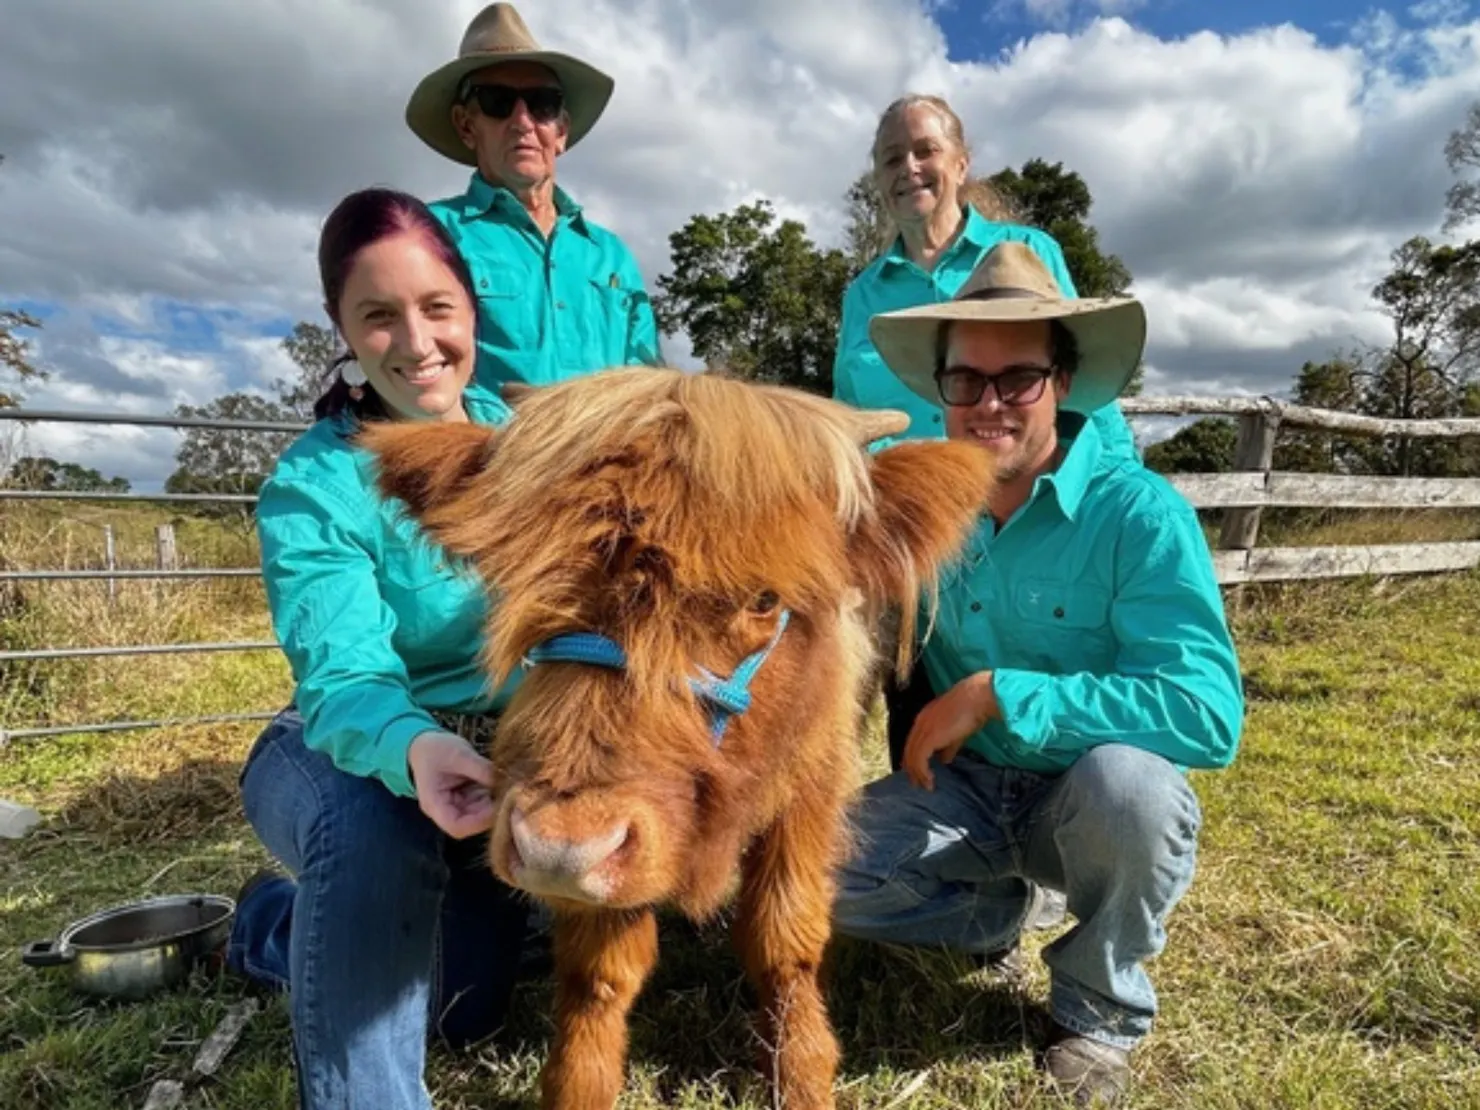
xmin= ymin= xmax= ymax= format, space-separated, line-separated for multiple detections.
xmin=1213 ymin=542 xmax=1480 ymax=584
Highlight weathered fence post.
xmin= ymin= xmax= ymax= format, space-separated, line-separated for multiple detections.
xmin=102 ymin=524 xmax=117 ymax=605
xmin=155 ymin=524 xmax=178 ymax=571
xmin=1218 ymin=408 xmax=1281 ymax=552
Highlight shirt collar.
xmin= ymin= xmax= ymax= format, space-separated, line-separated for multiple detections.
xmin=1034 ymin=410 xmax=1102 ymax=523
xmin=462 ymin=172 xmax=591 ymax=237
xmin=879 ymin=204 xmax=997 ymax=275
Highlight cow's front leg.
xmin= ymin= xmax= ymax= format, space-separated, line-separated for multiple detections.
xmin=734 ymin=791 xmax=845 ymax=1110
xmin=541 ymin=907 xmax=659 ymax=1110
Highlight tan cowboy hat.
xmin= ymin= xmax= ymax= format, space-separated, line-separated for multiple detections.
xmin=868 ymin=242 xmax=1146 ymax=415
xmin=405 ymin=3 xmax=615 ymax=166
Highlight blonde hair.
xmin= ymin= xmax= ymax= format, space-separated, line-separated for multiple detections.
xmin=869 ymin=94 xmax=1020 ymax=255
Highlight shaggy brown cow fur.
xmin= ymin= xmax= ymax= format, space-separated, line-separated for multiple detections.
xmin=360 ymin=368 xmax=994 ymax=1110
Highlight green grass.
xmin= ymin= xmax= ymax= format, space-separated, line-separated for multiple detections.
xmin=2 ymin=502 xmax=1478 ymax=1108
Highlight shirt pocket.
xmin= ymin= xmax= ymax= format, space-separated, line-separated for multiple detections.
xmin=579 ymin=277 xmax=644 ymax=367
xmin=1002 ymin=578 xmax=1115 ymax=670
xmin=378 ymin=526 xmax=489 ymax=665
xmin=469 ymin=262 xmax=535 ymax=353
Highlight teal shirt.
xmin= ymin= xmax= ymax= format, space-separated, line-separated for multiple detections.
xmin=920 ymin=412 xmax=1243 ymax=773
xmin=833 ymin=207 xmax=1137 ymax=456
xmin=429 ymin=173 xmax=662 ymax=389
xmin=256 ymin=386 xmax=516 ymax=798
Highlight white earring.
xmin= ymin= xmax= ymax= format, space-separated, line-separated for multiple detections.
xmin=340 ymin=359 xmax=367 ymax=401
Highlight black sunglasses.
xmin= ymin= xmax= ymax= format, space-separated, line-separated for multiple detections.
xmin=462 ymin=83 xmax=564 ymax=124
xmin=935 ymin=365 xmax=1056 ymax=408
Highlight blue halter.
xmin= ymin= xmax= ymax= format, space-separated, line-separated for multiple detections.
xmin=521 ymin=610 xmax=792 ymax=746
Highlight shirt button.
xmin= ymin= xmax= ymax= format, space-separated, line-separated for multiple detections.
xmin=932 ymin=414 xmax=942 ymax=423
xmin=556 ymin=301 xmax=566 ymax=309
xmin=1053 ymin=607 xmax=1065 ymax=619
xmin=479 ymin=277 xmax=488 ymax=288
xmin=970 ymin=602 xmax=982 ymax=613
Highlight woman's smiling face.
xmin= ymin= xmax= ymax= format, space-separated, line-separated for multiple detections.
xmin=873 ymin=103 xmax=968 ymax=228
xmin=337 ymin=230 xmax=477 ymax=424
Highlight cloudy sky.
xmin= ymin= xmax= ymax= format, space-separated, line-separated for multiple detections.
xmin=2 ymin=0 xmax=1479 ymax=487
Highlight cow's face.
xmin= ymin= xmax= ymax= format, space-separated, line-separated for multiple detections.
xmin=362 ymin=369 xmax=993 ymax=915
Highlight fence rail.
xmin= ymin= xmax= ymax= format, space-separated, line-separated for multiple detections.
xmin=0 ymin=489 xmax=260 ymax=504
xmin=0 ymin=641 xmax=278 ymax=663
xmin=0 ymin=569 xmax=261 ymax=581
xmin=2 ymin=395 xmax=1478 ymax=748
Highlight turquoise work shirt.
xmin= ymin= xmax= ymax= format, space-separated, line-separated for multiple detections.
xmin=833 ymin=206 xmax=1137 ymax=456
xmin=256 ymin=385 xmax=516 ymax=798
xmin=919 ymin=412 xmax=1243 ymax=773
xmin=430 ymin=173 xmax=663 ymax=389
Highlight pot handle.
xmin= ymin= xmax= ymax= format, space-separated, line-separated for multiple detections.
xmin=21 ymin=939 xmax=72 ymax=968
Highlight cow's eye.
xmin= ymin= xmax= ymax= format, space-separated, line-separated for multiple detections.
xmin=748 ymin=590 xmax=780 ymax=615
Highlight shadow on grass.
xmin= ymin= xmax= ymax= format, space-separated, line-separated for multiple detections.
xmin=474 ymin=915 xmax=1045 ymax=1109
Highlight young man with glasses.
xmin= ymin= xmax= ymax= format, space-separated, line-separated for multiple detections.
xmin=832 ymin=242 xmax=1244 ymax=1106
xmin=405 ymin=3 xmax=662 ymax=387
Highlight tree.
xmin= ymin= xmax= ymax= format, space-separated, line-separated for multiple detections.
xmin=1274 ymin=358 xmax=1367 ymax=474
xmin=1142 ymin=418 xmax=1238 ymax=474
xmin=1364 ymin=235 xmax=1480 ymax=475
xmin=654 ymin=201 xmax=852 ymax=394
xmin=988 ymin=159 xmax=1133 ymax=299
xmin=166 ymin=392 xmax=301 ymax=518
xmin=7 ymin=455 xmax=130 ymax=492
xmin=161 ymin=322 xmax=333 ymax=518
xmin=278 ymin=321 xmax=338 ymax=419
xmin=1443 ymin=100 xmax=1480 ymax=233
xmin=843 ymin=173 xmax=890 ymax=275
xmin=0 ymin=308 xmax=45 ymax=408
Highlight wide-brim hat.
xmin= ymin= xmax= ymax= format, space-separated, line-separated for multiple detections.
xmin=868 ymin=241 xmax=1146 ymax=416
xmin=406 ymin=3 xmax=615 ymax=166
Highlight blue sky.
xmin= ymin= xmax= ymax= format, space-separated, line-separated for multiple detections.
xmin=941 ymin=0 xmax=1478 ymax=60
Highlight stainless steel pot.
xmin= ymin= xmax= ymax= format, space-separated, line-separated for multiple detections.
xmin=21 ymin=893 xmax=236 ymax=1000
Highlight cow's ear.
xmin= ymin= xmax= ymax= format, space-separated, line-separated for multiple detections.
xmin=850 ymin=439 xmax=993 ymax=609
xmin=355 ymin=421 xmax=500 ymax=554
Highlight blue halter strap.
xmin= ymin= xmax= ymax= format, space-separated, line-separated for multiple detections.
xmin=522 ymin=610 xmax=792 ymax=746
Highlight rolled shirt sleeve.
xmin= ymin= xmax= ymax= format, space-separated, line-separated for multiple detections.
xmin=991 ymin=490 xmax=1244 ymax=770
xmin=258 ymin=477 xmax=436 ymax=798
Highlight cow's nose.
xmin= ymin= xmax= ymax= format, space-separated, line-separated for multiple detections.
xmin=506 ymin=805 xmax=630 ymax=903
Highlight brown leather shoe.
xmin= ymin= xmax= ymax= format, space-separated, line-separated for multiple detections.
xmin=1043 ymin=1025 xmax=1131 ymax=1105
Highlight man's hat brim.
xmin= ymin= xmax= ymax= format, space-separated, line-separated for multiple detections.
xmin=868 ymin=295 xmax=1147 ymax=415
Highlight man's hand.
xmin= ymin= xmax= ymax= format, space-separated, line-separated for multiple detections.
xmin=901 ymin=671 xmax=1000 ymax=791
xmin=407 ymin=730 xmax=497 ymax=839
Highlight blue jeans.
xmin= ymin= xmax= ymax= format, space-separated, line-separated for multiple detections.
xmin=833 ymin=744 xmax=1202 ymax=1049
xmin=228 ymin=708 xmax=532 ymax=1110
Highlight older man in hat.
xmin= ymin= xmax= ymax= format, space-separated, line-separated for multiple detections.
xmin=832 ymin=243 xmax=1244 ymax=1105
xmin=407 ymin=3 xmax=662 ymax=388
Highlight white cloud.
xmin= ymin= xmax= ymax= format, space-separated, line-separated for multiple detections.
xmin=2 ymin=1 xmax=1480 ymax=481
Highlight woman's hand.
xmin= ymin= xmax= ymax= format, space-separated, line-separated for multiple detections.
xmin=407 ymin=730 xmax=497 ymax=839
xmin=901 ymin=671 xmax=999 ymax=791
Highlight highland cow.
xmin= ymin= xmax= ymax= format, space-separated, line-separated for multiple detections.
xmin=361 ymin=367 xmax=994 ymax=1110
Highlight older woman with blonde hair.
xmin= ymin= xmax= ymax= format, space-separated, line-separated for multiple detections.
xmin=833 ymin=92 xmax=1135 ymax=453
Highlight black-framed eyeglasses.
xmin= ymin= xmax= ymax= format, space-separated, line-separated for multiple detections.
xmin=462 ymin=83 xmax=564 ymax=124
xmin=935 ymin=365 xmax=1055 ymax=408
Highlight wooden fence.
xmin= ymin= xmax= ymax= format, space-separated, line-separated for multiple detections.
xmin=1119 ymin=396 xmax=1480 ymax=585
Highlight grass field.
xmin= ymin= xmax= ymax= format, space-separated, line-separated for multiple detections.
xmin=1 ymin=502 xmax=1478 ymax=1109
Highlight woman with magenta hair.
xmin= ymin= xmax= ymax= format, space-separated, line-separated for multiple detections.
xmin=227 ymin=186 xmax=533 ymax=1110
